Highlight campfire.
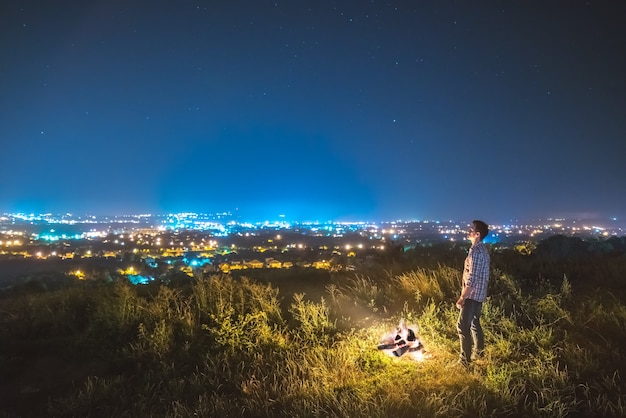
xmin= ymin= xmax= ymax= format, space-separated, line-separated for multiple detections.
xmin=377 ymin=319 xmax=428 ymax=361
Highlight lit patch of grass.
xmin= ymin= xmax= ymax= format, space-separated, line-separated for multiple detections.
xmin=341 ymin=274 xmax=388 ymax=314
xmin=289 ymin=293 xmax=335 ymax=343
xmin=393 ymin=264 xmax=460 ymax=309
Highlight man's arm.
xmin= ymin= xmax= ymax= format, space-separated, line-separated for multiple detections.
xmin=456 ymin=286 xmax=470 ymax=309
xmin=457 ymin=248 xmax=474 ymax=309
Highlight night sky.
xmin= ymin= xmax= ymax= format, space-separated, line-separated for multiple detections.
xmin=2 ymin=1 xmax=625 ymax=223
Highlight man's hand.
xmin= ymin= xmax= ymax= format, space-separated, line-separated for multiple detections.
xmin=456 ymin=297 xmax=465 ymax=310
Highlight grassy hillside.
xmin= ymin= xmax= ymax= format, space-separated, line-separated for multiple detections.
xmin=1 ymin=238 xmax=625 ymax=417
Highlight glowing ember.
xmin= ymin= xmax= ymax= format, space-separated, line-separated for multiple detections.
xmin=377 ymin=319 xmax=427 ymax=361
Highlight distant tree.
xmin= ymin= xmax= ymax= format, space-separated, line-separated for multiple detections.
xmin=121 ymin=251 xmax=142 ymax=264
xmin=534 ymin=235 xmax=587 ymax=259
xmin=586 ymin=238 xmax=615 ymax=255
xmin=514 ymin=241 xmax=537 ymax=256
xmin=606 ymin=236 xmax=626 ymax=254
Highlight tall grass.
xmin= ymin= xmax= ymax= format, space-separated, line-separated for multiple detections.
xmin=1 ymin=255 xmax=626 ymax=417
xmin=393 ymin=264 xmax=460 ymax=308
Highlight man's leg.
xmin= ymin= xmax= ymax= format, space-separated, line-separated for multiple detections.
xmin=470 ymin=301 xmax=484 ymax=358
xmin=457 ymin=300 xmax=479 ymax=363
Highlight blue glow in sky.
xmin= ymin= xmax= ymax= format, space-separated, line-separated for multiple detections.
xmin=2 ymin=1 xmax=625 ymax=223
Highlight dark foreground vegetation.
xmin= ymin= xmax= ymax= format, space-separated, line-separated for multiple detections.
xmin=1 ymin=235 xmax=626 ymax=417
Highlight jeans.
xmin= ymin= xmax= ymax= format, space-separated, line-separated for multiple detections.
xmin=457 ymin=298 xmax=484 ymax=362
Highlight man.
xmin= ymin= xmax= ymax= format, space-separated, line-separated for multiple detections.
xmin=456 ymin=220 xmax=490 ymax=366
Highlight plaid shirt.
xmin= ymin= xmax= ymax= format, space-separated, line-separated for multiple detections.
xmin=462 ymin=241 xmax=490 ymax=302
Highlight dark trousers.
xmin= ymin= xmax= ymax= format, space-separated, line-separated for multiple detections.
xmin=457 ymin=298 xmax=484 ymax=362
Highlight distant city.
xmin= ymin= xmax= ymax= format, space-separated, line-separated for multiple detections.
xmin=2 ymin=211 xmax=624 ymax=242
xmin=1 ymin=211 xmax=624 ymax=286
xmin=1 ymin=211 xmax=623 ymax=254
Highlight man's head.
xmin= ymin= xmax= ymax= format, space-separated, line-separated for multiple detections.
xmin=469 ymin=220 xmax=489 ymax=242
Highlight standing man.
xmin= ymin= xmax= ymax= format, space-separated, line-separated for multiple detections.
xmin=456 ymin=220 xmax=490 ymax=366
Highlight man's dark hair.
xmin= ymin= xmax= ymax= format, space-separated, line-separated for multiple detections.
xmin=472 ymin=220 xmax=489 ymax=240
